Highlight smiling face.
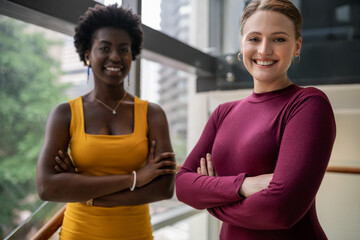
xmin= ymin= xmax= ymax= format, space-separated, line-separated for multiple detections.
xmin=241 ymin=10 xmax=301 ymax=93
xmin=85 ymin=27 xmax=132 ymax=87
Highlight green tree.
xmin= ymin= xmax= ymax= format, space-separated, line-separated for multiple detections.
xmin=0 ymin=16 xmax=69 ymax=237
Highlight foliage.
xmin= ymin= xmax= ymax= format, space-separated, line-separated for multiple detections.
xmin=0 ymin=16 xmax=69 ymax=237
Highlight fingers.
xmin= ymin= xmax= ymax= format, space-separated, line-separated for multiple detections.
xmin=206 ymin=153 xmax=215 ymax=177
xmin=58 ymin=150 xmax=71 ymax=165
xmin=54 ymin=165 xmax=63 ymax=173
xmin=55 ymin=150 xmax=77 ymax=173
xmin=200 ymin=157 xmax=208 ymax=175
xmin=143 ymin=161 xmax=176 ymax=180
xmin=155 ymin=160 xmax=177 ymax=170
xmin=198 ymin=153 xmax=216 ymax=176
xmin=153 ymin=152 xmax=175 ymax=163
xmin=149 ymin=140 xmax=156 ymax=160
xmin=58 ymin=150 xmax=66 ymax=158
xmin=157 ymin=168 xmax=177 ymax=175
xmin=55 ymin=156 xmax=68 ymax=171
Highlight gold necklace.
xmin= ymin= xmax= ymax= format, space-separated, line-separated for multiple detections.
xmin=94 ymin=92 xmax=127 ymax=115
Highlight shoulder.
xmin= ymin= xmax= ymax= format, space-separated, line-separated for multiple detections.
xmin=290 ymin=86 xmax=333 ymax=111
xmin=295 ymin=86 xmax=330 ymax=101
xmin=212 ymin=100 xmax=242 ymax=120
xmin=208 ymin=100 xmax=243 ymax=129
xmin=147 ymin=102 xmax=167 ymax=122
xmin=51 ymin=101 xmax=71 ymax=118
xmin=287 ymin=86 xmax=334 ymax=120
xmin=217 ymin=100 xmax=242 ymax=111
xmin=133 ymin=96 xmax=164 ymax=117
xmin=146 ymin=102 xmax=170 ymax=138
xmin=47 ymin=101 xmax=72 ymax=127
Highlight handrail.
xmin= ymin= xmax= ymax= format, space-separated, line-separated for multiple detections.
xmin=175 ymin=164 xmax=360 ymax=175
xmin=326 ymin=165 xmax=360 ymax=174
xmin=30 ymin=205 xmax=66 ymax=240
xmin=27 ymin=203 xmax=200 ymax=240
xmin=28 ymin=164 xmax=360 ymax=239
xmin=152 ymin=205 xmax=200 ymax=231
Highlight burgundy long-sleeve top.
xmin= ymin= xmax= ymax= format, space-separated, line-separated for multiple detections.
xmin=176 ymin=85 xmax=336 ymax=240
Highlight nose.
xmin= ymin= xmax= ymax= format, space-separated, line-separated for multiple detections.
xmin=109 ymin=50 xmax=121 ymax=62
xmin=258 ymin=40 xmax=272 ymax=56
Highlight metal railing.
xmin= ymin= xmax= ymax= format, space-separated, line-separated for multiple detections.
xmin=27 ymin=203 xmax=199 ymax=240
xmin=5 ymin=164 xmax=360 ymax=240
xmin=30 ymin=205 xmax=65 ymax=240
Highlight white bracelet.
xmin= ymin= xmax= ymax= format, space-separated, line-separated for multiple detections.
xmin=130 ymin=171 xmax=136 ymax=191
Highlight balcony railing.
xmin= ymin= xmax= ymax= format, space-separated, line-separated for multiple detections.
xmin=4 ymin=164 xmax=360 ymax=240
xmin=325 ymin=165 xmax=360 ymax=174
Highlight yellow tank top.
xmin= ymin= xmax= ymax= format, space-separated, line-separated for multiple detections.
xmin=59 ymin=96 xmax=153 ymax=240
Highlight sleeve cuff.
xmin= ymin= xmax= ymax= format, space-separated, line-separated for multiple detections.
xmin=234 ymin=173 xmax=247 ymax=199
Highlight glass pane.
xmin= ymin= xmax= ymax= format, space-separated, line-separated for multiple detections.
xmin=4 ymin=202 xmax=64 ymax=240
xmin=141 ymin=59 xmax=195 ymax=238
xmin=140 ymin=59 xmax=190 ymax=165
xmin=0 ymin=14 xmax=87 ymax=238
xmin=142 ymin=0 xmax=205 ymax=51
xmin=141 ymin=0 xmax=161 ymax=31
xmin=141 ymin=1 xmax=204 ymax=237
xmin=153 ymin=212 xmax=209 ymax=240
xmin=219 ymin=0 xmax=360 ymax=85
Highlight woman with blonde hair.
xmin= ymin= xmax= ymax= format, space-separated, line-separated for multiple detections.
xmin=176 ymin=1 xmax=336 ymax=239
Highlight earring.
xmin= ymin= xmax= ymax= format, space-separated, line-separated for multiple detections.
xmin=292 ymin=55 xmax=300 ymax=64
xmin=237 ymin=52 xmax=243 ymax=62
xmin=86 ymin=60 xmax=91 ymax=84
xmin=127 ymin=73 xmax=130 ymax=88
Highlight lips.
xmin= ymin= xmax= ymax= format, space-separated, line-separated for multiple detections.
xmin=104 ymin=66 xmax=123 ymax=72
xmin=103 ymin=65 xmax=125 ymax=77
xmin=253 ymin=59 xmax=277 ymax=67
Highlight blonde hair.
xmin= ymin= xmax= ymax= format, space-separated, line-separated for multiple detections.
xmin=240 ymin=0 xmax=303 ymax=39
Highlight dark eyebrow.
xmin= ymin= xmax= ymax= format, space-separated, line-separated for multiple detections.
xmin=98 ymin=40 xmax=130 ymax=46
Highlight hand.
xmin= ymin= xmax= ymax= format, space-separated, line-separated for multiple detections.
xmin=197 ymin=153 xmax=216 ymax=176
xmin=239 ymin=173 xmax=273 ymax=198
xmin=135 ymin=140 xmax=176 ymax=188
xmin=54 ymin=150 xmax=77 ymax=174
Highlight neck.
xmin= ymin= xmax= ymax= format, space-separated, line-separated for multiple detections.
xmin=253 ymin=78 xmax=292 ymax=94
xmin=92 ymin=86 xmax=126 ymax=102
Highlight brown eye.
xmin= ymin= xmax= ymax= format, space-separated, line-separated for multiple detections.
xmin=120 ymin=48 xmax=129 ymax=54
xmin=274 ymin=38 xmax=286 ymax=42
xmin=248 ymin=37 xmax=259 ymax=42
xmin=99 ymin=46 xmax=110 ymax=52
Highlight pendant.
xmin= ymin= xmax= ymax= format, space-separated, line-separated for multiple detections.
xmin=112 ymin=110 xmax=116 ymax=115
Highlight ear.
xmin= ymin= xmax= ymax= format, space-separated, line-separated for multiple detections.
xmin=294 ymin=37 xmax=302 ymax=56
xmin=84 ymin=50 xmax=90 ymax=61
xmin=240 ymin=36 xmax=245 ymax=54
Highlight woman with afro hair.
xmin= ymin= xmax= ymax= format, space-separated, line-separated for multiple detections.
xmin=36 ymin=4 xmax=176 ymax=239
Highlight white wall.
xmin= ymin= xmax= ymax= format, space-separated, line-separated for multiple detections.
xmin=316 ymin=84 xmax=360 ymax=240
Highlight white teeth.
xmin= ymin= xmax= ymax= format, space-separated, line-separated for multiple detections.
xmin=256 ymin=60 xmax=275 ymax=66
xmin=106 ymin=67 xmax=122 ymax=71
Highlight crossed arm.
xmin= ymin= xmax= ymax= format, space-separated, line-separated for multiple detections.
xmin=36 ymin=101 xmax=176 ymax=206
xmin=197 ymin=153 xmax=273 ymax=198
xmin=176 ymin=96 xmax=336 ymax=229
